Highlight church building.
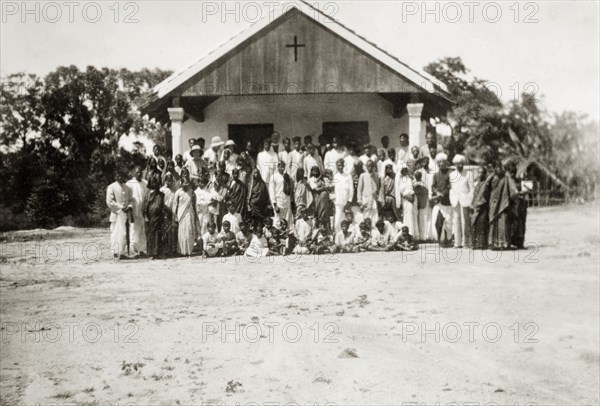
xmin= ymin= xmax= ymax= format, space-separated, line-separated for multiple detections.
xmin=138 ymin=1 xmax=453 ymax=157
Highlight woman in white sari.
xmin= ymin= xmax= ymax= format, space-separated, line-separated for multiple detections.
xmin=175 ymin=181 xmax=200 ymax=256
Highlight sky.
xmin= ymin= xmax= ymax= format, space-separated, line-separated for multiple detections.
xmin=1 ymin=0 xmax=599 ymax=120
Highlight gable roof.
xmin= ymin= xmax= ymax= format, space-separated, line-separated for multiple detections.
xmin=139 ymin=1 xmax=451 ymax=116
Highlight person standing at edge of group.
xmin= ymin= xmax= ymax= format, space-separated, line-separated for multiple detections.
xmin=126 ymin=166 xmax=148 ymax=258
xmin=106 ymin=168 xmax=133 ymax=259
xmin=470 ymin=166 xmax=492 ymax=250
xmin=395 ymin=133 xmax=410 ymax=165
xmin=333 ymin=159 xmax=353 ymax=233
xmin=449 ymin=154 xmax=473 ymax=248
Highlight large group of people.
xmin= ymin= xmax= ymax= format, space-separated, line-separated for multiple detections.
xmin=106 ymin=131 xmax=529 ymax=260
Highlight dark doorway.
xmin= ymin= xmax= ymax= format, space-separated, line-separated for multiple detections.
xmin=228 ymin=123 xmax=274 ymax=159
xmin=322 ymin=121 xmax=369 ymax=148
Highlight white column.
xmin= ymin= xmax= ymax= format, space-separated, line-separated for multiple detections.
xmin=407 ymin=103 xmax=424 ymax=149
xmin=168 ymin=107 xmax=185 ymax=158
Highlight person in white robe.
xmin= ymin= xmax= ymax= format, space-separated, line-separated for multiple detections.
xmin=333 ymin=159 xmax=353 ymax=233
xmin=106 ymin=170 xmax=133 ymax=258
xmin=357 ymin=160 xmax=380 ymax=222
xmin=288 ymin=137 xmax=304 ymax=180
xmin=126 ymin=167 xmax=148 ymax=256
xmin=449 ymin=154 xmax=474 ymax=248
xmin=395 ymin=164 xmax=418 ymax=236
xmin=257 ymin=137 xmax=279 ymax=189
xmin=323 ymin=137 xmax=347 ymax=175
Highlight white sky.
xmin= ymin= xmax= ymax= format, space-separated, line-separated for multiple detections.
xmin=1 ymin=0 xmax=599 ymax=120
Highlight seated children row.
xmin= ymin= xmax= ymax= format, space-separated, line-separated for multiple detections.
xmin=198 ymin=210 xmax=418 ymax=258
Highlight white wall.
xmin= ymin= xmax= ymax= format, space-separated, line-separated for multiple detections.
xmin=179 ymin=93 xmax=427 ymax=152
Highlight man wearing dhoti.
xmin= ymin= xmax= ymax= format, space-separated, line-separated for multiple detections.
xmin=431 ymin=154 xmax=453 ymax=245
xmin=333 ymin=159 xmax=353 ymax=233
xmin=126 ymin=167 xmax=148 ymax=257
xmin=357 ymin=160 xmax=380 ymax=223
xmin=106 ymin=169 xmax=132 ymax=259
xmin=449 ymin=154 xmax=474 ymax=248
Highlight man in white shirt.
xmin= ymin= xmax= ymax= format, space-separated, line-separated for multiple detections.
xmin=257 ymin=137 xmax=278 ymax=187
xmin=396 ymin=133 xmax=410 ymax=165
xmin=288 ymin=137 xmax=304 ymax=180
xmin=323 ymin=137 xmax=347 ymax=175
xmin=333 ymin=159 xmax=353 ymax=233
xmin=303 ymin=144 xmax=323 ymax=176
xmin=449 ymin=154 xmax=473 ymax=248
xmin=182 ymin=138 xmax=197 ymax=163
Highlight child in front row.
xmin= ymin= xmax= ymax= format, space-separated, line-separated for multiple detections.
xmin=218 ymin=220 xmax=238 ymax=257
xmin=392 ymin=226 xmax=418 ymax=251
xmin=202 ymin=222 xmax=221 ymax=258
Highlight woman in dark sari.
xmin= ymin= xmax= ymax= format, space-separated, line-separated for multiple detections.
xmin=308 ymin=166 xmax=334 ymax=231
xmin=160 ymin=173 xmax=178 ymax=257
xmin=248 ymin=167 xmax=271 ymax=221
xmin=488 ymin=163 xmax=518 ymax=250
xmin=143 ymin=173 xmax=165 ymax=259
xmin=471 ymin=166 xmax=492 ymax=249
xmin=381 ymin=164 xmax=402 ymax=222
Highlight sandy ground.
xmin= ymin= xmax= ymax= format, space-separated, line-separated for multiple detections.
xmin=0 ymin=204 xmax=598 ymax=405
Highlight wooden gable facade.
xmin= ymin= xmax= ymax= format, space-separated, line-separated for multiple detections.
xmin=138 ymin=2 xmax=452 ymax=156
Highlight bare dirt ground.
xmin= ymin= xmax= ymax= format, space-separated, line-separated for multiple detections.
xmin=1 ymin=204 xmax=599 ymax=405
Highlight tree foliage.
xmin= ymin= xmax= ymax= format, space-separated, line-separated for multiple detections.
xmin=425 ymin=56 xmax=599 ymax=194
xmin=0 ymin=66 xmax=171 ymax=229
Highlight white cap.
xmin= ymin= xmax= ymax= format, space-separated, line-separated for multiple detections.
xmin=452 ymin=154 xmax=466 ymax=164
xmin=435 ymin=153 xmax=448 ymax=162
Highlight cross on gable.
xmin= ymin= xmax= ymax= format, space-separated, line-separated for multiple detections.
xmin=286 ymin=35 xmax=305 ymax=62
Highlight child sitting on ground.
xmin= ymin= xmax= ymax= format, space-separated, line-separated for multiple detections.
xmin=308 ymin=220 xmax=335 ymax=255
xmin=353 ymin=222 xmax=372 ymax=252
xmin=392 ymin=226 xmax=419 ymax=251
xmin=218 ymin=220 xmax=238 ymax=257
xmin=334 ymin=220 xmax=356 ymax=253
xmin=245 ymin=219 xmax=270 ymax=258
xmin=202 ymin=222 xmax=222 ymax=258
xmin=293 ymin=209 xmax=314 ymax=254
xmin=235 ymin=221 xmax=251 ymax=255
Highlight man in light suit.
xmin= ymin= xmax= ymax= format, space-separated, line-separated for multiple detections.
xmin=449 ymin=154 xmax=474 ymax=248
xmin=106 ymin=169 xmax=133 ymax=259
